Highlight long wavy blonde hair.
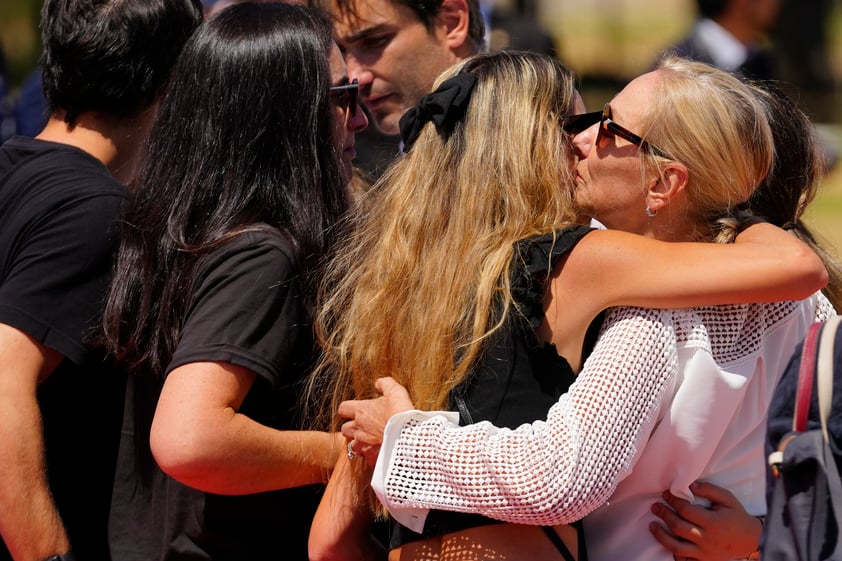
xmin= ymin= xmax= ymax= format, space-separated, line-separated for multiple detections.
xmin=310 ymin=51 xmax=579 ymax=436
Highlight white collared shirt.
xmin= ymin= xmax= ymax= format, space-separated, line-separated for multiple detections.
xmin=694 ymin=18 xmax=749 ymax=71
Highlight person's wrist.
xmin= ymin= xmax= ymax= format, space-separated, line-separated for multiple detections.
xmin=747 ymin=515 xmax=765 ymax=559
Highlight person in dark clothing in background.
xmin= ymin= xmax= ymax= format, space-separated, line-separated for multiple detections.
xmin=0 ymin=1 xmax=201 ymax=560
xmin=658 ymin=0 xmax=782 ymax=81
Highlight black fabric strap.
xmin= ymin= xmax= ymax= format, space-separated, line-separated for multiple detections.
xmin=541 ymin=523 xmax=585 ymax=561
xmin=453 ymin=391 xmax=474 ymax=425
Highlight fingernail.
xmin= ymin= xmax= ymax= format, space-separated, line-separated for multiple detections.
xmin=651 ymin=503 xmax=660 ymax=514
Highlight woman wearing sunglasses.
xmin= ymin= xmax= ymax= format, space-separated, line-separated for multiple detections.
xmin=330 ymin=74 xmax=367 ymax=186
xmin=309 ymin=52 xmax=833 ymax=561
xmin=102 ymin=4 xmax=363 ymax=560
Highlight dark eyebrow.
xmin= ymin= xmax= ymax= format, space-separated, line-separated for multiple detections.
xmin=339 ymin=23 xmax=393 ymax=46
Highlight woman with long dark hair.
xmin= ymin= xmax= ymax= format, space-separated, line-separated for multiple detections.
xmin=102 ymin=3 xmax=358 ymax=559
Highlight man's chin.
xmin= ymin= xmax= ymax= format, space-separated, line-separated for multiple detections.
xmin=363 ymin=101 xmax=404 ymax=137
xmin=370 ymin=113 xmax=402 ymax=137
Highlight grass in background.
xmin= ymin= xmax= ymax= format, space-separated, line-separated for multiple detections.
xmin=808 ymin=164 xmax=842 ymax=256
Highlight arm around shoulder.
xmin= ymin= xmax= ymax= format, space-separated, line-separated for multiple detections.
xmin=734 ymin=221 xmax=828 ymax=298
xmin=368 ymin=307 xmax=678 ymax=526
xmin=564 ymin=224 xmax=826 ymax=311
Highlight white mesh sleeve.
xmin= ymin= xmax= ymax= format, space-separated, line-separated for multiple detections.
xmin=815 ymin=291 xmax=837 ymax=320
xmin=374 ymin=306 xmax=680 ymax=527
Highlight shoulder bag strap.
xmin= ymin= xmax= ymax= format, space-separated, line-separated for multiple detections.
xmin=817 ymin=315 xmax=842 ymax=442
xmin=794 ymin=321 xmax=823 ymax=432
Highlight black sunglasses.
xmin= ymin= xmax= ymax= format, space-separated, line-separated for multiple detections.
xmin=563 ymin=103 xmax=667 ymax=158
xmin=330 ymin=78 xmax=359 ymax=117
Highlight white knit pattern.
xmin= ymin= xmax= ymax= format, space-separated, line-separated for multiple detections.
xmin=381 ymin=296 xmax=835 ymax=526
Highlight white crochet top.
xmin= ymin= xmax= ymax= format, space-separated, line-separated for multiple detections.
xmin=371 ymin=293 xmax=835 ymax=561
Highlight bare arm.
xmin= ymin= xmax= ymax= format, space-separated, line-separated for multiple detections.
xmin=565 ymin=223 xmax=826 ymax=311
xmin=543 ymin=223 xmax=827 ymax=370
xmin=309 ymin=453 xmax=386 ymax=561
xmin=0 ymin=323 xmax=68 ymax=561
xmin=150 ymin=361 xmax=342 ymax=494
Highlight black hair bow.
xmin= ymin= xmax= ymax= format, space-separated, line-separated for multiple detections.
xmin=399 ymin=73 xmax=477 ymax=150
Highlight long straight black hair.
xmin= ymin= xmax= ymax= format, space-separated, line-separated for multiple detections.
xmin=103 ymin=2 xmax=348 ymax=376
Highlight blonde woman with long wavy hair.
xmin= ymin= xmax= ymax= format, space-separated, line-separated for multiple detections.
xmin=309 ymin=52 xmax=828 ymax=561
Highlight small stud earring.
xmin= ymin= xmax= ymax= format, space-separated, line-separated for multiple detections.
xmin=645 ymin=206 xmax=657 ymax=217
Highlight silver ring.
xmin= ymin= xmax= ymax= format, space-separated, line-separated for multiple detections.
xmin=346 ymin=441 xmax=357 ymax=460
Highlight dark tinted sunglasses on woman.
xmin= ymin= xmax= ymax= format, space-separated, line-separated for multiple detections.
xmin=563 ymin=103 xmax=667 ymax=158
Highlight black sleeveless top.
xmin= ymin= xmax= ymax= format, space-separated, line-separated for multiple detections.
xmin=389 ymin=225 xmax=599 ymax=548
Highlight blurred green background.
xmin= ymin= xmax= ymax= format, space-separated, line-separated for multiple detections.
xmin=2 ymin=0 xmax=842 ymax=255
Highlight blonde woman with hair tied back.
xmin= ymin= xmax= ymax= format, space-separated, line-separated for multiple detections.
xmin=649 ymin=80 xmax=842 ymax=561
xmin=310 ymin=53 xmax=830 ymax=561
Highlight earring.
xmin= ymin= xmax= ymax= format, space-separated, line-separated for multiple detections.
xmin=645 ymin=206 xmax=657 ymax=217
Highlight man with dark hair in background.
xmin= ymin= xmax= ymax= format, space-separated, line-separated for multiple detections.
xmin=330 ymin=0 xmax=484 ymax=135
xmin=317 ymin=0 xmax=484 ymax=178
xmin=0 ymin=1 xmax=202 ymax=560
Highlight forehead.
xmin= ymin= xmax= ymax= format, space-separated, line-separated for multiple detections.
xmin=329 ymin=43 xmax=347 ymax=80
xmin=571 ymin=91 xmax=586 ymax=114
xmin=610 ymin=70 xmax=662 ymax=124
xmin=332 ymin=0 xmax=421 ymax=41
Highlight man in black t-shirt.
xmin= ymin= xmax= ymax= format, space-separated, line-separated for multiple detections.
xmin=0 ymin=2 xmax=202 ymax=560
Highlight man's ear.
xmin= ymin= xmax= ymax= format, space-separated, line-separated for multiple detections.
xmin=435 ymin=0 xmax=471 ymax=53
xmin=645 ymin=162 xmax=689 ymax=213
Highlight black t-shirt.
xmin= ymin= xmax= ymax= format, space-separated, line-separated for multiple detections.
xmin=109 ymin=229 xmax=322 ymax=561
xmin=0 ymin=136 xmax=127 ymax=561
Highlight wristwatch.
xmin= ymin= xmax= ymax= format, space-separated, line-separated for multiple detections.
xmin=41 ymin=552 xmax=76 ymax=561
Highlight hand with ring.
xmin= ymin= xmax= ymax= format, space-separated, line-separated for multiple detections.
xmin=338 ymin=377 xmax=415 ymax=467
